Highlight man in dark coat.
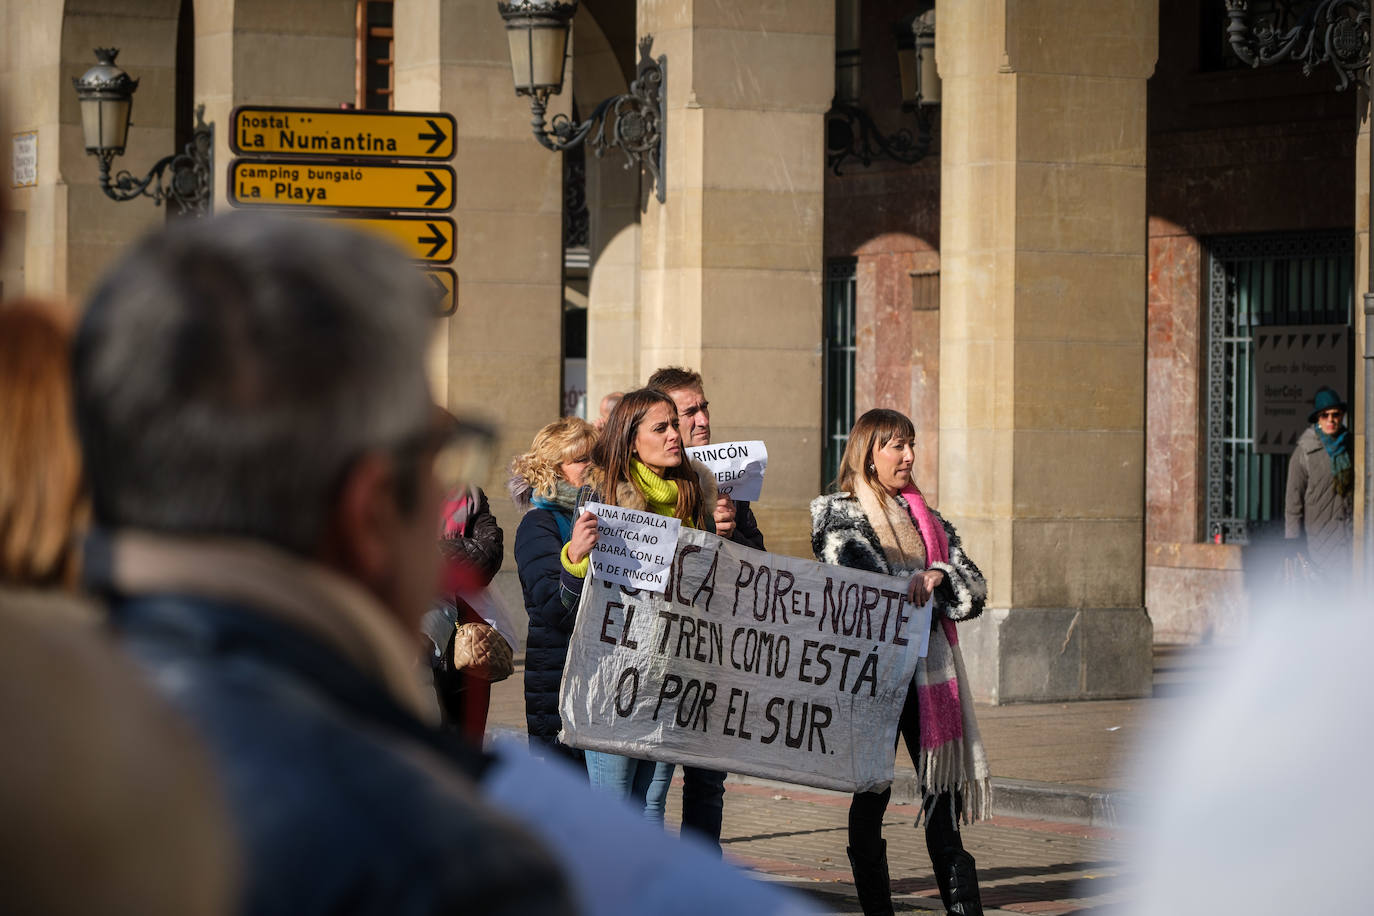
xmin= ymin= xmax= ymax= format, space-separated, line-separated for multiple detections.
xmin=74 ymin=217 xmax=572 ymax=916
xmin=1286 ymin=386 xmax=1354 ymax=576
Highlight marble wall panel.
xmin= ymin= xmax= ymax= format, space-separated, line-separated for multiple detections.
xmin=1145 ymin=231 xmax=1202 ymax=546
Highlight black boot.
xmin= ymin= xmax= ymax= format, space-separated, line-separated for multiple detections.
xmin=925 ymin=796 xmax=983 ymax=916
xmin=931 ymin=849 xmax=982 ymax=916
xmin=846 ymin=840 xmax=895 ymax=916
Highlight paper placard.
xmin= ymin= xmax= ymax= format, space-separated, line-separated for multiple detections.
xmin=684 ymin=440 xmax=768 ymax=502
xmin=559 ymin=528 xmax=931 ymax=793
xmin=583 ymin=501 xmax=682 ymax=594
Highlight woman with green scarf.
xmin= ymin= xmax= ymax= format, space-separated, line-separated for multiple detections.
xmin=560 ymin=387 xmax=718 ymax=822
xmin=1285 ymin=386 xmax=1354 ymax=576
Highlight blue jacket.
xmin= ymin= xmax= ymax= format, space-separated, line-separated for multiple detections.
xmin=515 ymin=506 xmax=579 ymax=748
xmin=108 ymin=593 xmax=573 ymax=916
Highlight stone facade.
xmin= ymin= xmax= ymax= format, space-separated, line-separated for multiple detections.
xmin=2 ymin=0 xmax=1367 ymax=701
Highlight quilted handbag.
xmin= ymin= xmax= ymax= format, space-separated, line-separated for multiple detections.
xmin=450 ymin=621 xmax=514 ymax=683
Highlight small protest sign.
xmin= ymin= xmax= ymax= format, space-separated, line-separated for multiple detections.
xmin=584 ymin=501 xmax=681 ymax=594
xmin=685 ymin=440 xmax=768 ymax=502
xmin=559 ymin=529 xmax=930 ymax=793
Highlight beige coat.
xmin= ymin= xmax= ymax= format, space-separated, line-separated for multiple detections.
xmin=1285 ymin=426 xmax=1354 ymax=573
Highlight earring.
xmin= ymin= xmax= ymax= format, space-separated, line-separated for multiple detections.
xmin=866 ymin=464 xmax=875 ymax=473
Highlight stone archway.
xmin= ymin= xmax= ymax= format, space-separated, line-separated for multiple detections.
xmin=571 ymin=5 xmax=642 ymax=405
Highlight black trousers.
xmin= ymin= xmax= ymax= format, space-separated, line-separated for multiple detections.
xmin=848 ymin=677 xmax=963 ymax=859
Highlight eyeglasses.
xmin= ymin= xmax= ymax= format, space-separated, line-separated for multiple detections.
xmin=1317 ymin=410 xmax=1344 ymax=421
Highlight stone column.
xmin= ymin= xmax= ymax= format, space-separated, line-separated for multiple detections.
xmin=197 ymin=0 xmax=357 ymax=213
xmin=573 ymin=7 xmax=642 ymax=409
xmin=394 ymin=0 xmax=567 ymax=542
xmin=1356 ymin=103 xmax=1370 ymax=584
xmin=938 ymin=0 xmax=1157 ymax=702
xmin=637 ymin=0 xmax=833 ymax=558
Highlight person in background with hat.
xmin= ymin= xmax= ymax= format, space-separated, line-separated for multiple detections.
xmin=1285 ymin=386 xmax=1354 ymax=577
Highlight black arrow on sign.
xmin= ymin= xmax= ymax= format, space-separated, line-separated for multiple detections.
xmin=426 ymin=272 xmax=449 ymax=305
xmin=418 ymin=119 xmax=448 ymax=155
xmin=416 ymin=171 xmax=447 ymax=206
xmin=417 ymin=222 xmax=448 ymax=258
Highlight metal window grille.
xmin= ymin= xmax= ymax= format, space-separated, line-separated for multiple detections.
xmin=1205 ymin=230 xmax=1354 ymax=543
xmin=824 ymin=259 xmax=858 ymax=488
xmin=356 ymin=1 xmax=394 ymax=111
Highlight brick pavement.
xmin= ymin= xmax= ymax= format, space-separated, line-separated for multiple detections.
xmin=484 ymin=660 xmax=1151 ymax=914
xmin=670 ymin=777 xmax=1127 ymax=915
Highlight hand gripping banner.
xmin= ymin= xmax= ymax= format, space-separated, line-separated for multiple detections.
xmin=559 ymin=528 xmax=930 ymax=793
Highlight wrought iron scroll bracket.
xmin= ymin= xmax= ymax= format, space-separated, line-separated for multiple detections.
xmin=529 ymin=36 xmax=666 ymax=203
xmin=99 ymin=104 xmax=213 ymax=216
xmin=1225 ymin=0 xmax=1371 ymax=91
xmin=825 ymin=102 xmax=934 ymax=177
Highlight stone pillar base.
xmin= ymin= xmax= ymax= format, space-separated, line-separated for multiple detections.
xmin=958 ymin=608 xmax=1153 ymax=704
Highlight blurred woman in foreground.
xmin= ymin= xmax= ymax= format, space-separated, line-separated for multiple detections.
xmin=509 ymin=416 xmax=598 ymax=768
xmin=811 ymin=408 xmax=989 ymax=916
xmin=0 ymin=300 xmax=93 ymax=621
xmin=0 ymin=298 xmax=239 ymax=913
xmin=560 ymin=389 xmax=718 ymax=821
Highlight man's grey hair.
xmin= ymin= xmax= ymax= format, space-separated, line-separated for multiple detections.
xmin=74 ymin=214 xmax=436 ymax=555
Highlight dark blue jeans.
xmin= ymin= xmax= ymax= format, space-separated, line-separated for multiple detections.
xmin=680 ymin=766 xmax=726 ymax=855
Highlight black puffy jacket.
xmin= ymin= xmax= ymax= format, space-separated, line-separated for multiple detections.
xmin=514 ymin=506 xmax=580 ymax=759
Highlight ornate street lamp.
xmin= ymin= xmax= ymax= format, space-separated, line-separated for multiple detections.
xmin=72 ymin=48 xmax=212 ymax=216
xmin=826 ymin=7 xmax=939 ymax=176
xmin=1224 ymin=0 xmax=1373 ymax=579
xmin=496 ymin=1 xmax=667 ymax=203
xmin=1225 ymin=0 xmax=1369 ymax=90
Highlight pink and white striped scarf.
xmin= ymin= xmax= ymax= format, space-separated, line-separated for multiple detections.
xmin=863 ymin=482 xmax=991 ymax=823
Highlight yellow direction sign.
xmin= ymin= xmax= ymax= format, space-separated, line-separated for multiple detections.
xmin=231 ymin=106 xmax=456 ymax=160
xmin=422 ymin=268 xmax=458 ymax=317
xmin=229 ymin=160 xmax=455 ymax=212
xmin=313 ymin=215 xmax=455 ymax=264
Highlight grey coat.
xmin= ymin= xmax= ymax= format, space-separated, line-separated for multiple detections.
xmin=1285 ymin=425 xmax=1354 ymax=573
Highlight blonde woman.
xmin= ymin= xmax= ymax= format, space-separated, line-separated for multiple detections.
xmin=811 ymin=408 xmax=989 ymax=916
xmin=509 ymin=416 xmax=598 ymax=767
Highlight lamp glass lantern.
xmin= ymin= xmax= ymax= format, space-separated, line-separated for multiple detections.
xmin=914 ymin=9 xmax=939 ymax=108
xmin=895 ymin=17 xmax=918 ymax=108
xmin=72 ymin=48 xmax=138 ymax=156
xmin=498 ymin=1 xmax=576 ymax=98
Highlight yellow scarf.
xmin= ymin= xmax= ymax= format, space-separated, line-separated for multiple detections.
xmin=560 ymin=460 xmax=697 ymax=578
xmin=631 ymin=459 xmax=686 ymax=521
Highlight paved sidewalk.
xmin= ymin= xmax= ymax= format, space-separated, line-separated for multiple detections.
xmin=483 ymin=645 xmax=1225 ymax=914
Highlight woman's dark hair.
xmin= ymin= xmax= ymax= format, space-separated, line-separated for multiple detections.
xmin=592 ymin=387 xmax=703 ymax=524
xmin=834 ymin=408 xmax=917 ymax=494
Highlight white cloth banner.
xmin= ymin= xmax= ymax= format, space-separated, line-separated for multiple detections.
xmin=584 ymin=501 xmax=681 ymax=594
xmin=559 ymin=529 xmax=930 ymax=793
xmin=684 ymin=440 xmax=768 ymax=502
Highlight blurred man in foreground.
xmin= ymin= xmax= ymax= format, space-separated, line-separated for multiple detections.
xmin=73 ymin=215 xmax=570 ymax=915
xmin=75 ymin=215 xmax=814 ymax=916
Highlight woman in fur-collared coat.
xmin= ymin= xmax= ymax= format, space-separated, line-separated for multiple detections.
xmin=811 ymin=408 xmax=989 ymax=916
xmin=559 ymin=387 xmax=717 ymax=824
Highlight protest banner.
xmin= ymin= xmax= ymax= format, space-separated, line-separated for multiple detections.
xmin=559 ymin=529 xmax=931 ymax=793
xmin=684 ymin=440 xmax=768 ymax=502
xmin=583 ymin=501 xmax=682 ymax=594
